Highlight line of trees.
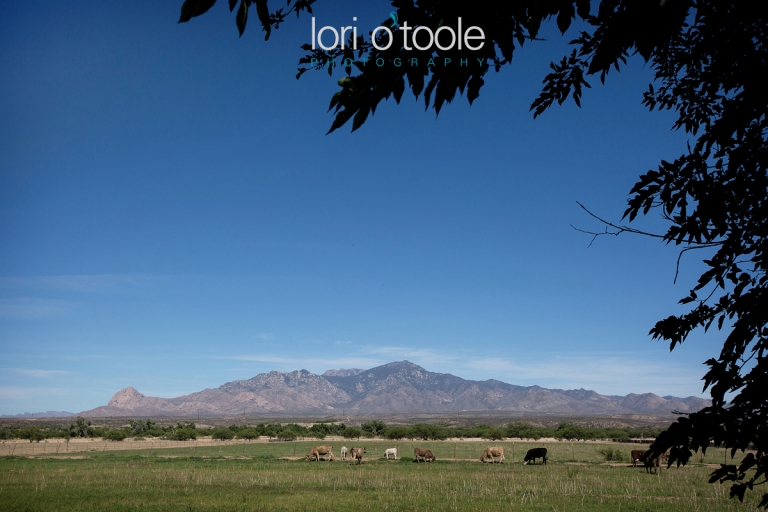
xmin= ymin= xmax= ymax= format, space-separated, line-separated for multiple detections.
xmin=0 ymin=417 xmax=663 ymax=443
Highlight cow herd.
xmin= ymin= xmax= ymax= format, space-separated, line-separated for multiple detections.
xmin=303 ymin=445 xmax=551 ymax=465
xmin=303 ymin=444 xmax=668 ymax=474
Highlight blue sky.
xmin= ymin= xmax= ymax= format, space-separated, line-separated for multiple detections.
xmin=0 ymin=1 xmax=722 ymax=414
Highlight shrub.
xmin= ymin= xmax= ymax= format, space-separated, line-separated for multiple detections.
xmin=19 ymin=427 xmax=45 ymax=443
xmin=410 ymin=424 xmax=449 ymax=441
xmin=310 ymin=422 xmax=346 ymax=437
xmin=277 ymin=430 xmax=297 ymax=441
xmin=343 ymin=428 xmax=362 ymax=439
xmin=104 ymin=430 xmax=127 ymax=441
xmin=167 ymin=428 xmax=196 ymax=441
xmin=68 ymin=417 xmax=94 ymax=438
xmin=383 ymin=426 xmax=411 ymax=440
xmin=361 ymin=420 xmax=386 ymax=436
xmin=128 ymin=419 xmax=157 ymax=436
xmin=92 ymin=427 xmax=110 ymax=437
xmin=212 ymin=428 xmax=235 ymax=440
xmin=556 ymin=423 xmax=589 ymax=442
xmin=481 ymin=428 xmax=506 ymax=441
xmin=506 ymin=422 xmax=547 ymax=440
xmin=236 ymin=428 xmax=259 ymax=440
xmin=145 ymin=428 xmax=166 ymax=438
xmin=598 ymin=448 xmax=625 ymax=462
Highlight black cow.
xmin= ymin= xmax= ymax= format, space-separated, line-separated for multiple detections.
xmin=523 ymin=448 xmax=548 ymax=465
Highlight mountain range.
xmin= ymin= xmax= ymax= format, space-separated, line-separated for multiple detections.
xmin=78 ymin=361 xmax=710 ymax=417
xmin=0 ymin=411 xmax=75 ymax=419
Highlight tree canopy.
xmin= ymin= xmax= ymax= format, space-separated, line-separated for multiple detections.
xmin=179 ymin=0 xmax=767 ymax=506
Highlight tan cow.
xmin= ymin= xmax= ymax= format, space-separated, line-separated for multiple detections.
xmin=414 ymin=448 xmax=436 ymax=463
xmin=630 ymin=449 xmax=646 ymax=467
xmin=305 ymin=445 xmax=334 ymax=462
xmin=480 ymin=447 xmax=505 ymax=463
xmin=350 ymin=447 xmax=366 ymax=465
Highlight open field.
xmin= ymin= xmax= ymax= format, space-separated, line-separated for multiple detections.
xmin=0 ymin=440 xmax=758 ymax=511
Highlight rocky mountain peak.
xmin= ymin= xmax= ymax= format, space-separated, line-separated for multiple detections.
xmin=107 ymin=386 xmax=147 ymax=408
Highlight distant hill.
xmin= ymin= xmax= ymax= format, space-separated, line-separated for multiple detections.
xmin=79 ymin=360 xmax=711 ymax=417
xmin=1 ymin=411 xmax=75 ymax=419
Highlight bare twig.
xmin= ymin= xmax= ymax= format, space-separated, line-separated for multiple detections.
xmin=574 ymin=201 xmax=668 ymax=241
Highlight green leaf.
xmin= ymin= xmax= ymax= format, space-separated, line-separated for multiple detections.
xmin=236 ymin=0 xmax=250 ymax=36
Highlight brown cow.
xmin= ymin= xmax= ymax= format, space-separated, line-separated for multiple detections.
xmin=414 ymin=448 xmax=436 ymax=463
xmin=642 ymin=450 xmax=669 ymax=474
xmin=350 ymin=447 xmax=366 ymax=465
xmin=480 ymin=447 xmax=505 ymax=464
xmin=305 ymin=445 xmax=334 ymax=462
xmin=630 ymin=449 xmax=646 ymax=467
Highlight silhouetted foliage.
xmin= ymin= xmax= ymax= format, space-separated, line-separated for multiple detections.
xmin=181 ymin=1 xmax=767 ymax=505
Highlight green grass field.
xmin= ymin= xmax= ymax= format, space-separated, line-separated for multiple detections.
xmin=0 ymin=440 xmax=758 ymax=511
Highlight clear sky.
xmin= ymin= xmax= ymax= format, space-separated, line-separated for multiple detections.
xmin=0 ymin=1 xmax=722 ymax=414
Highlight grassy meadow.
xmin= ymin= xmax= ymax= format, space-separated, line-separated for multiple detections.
xmin=0 ymin=440 xmax=758 ymax=511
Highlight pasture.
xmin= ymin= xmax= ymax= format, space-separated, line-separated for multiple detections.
xmin=0 ymin=440 xmax=757 ymax=511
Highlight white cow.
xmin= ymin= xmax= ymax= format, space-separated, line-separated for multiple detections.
xmin=384 ymin=448 xmax=398 ymax=460
xmin=341 ymin=446 xmax=348 ymax=460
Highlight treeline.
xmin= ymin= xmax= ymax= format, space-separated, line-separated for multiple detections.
xmin=0 ymin=417 xmax=663 ymax=443
xmin=370 ymin=421 xmax=662 ymax=442
xmin=0 ymin=418 xmax=350 ymax=443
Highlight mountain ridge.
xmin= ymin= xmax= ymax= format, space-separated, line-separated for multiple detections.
xmin=78 ymin=360 xmax=711 ymax=417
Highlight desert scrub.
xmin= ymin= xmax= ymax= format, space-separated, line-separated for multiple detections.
xmin=597 ymin=447 xmax=625 ymax=462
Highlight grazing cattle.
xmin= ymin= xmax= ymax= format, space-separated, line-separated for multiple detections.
xmin=384 ymin=448 xmax=398 ymax=460
xmin=523 ymin=448 xmax=548 ymax=465
xmin=480 ymin=447 xmax=505 ymax=464
xmin=631 ymin=449 xmax=646 ymax=467
xmin=340 ymin=446 xmax=348 ymax=460
xmin=350 ymin=447 xmax=366 ymax=465
xmin=305 ymin=445 xmax=334 ymax=462
xmin=414 ymin=448 xmax=436 ymax=463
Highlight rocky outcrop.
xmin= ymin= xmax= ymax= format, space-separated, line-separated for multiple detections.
xmin=78 ymin=361 xmax=711 ymax=417
xmin=322 ymin=368 xmax=365 ymax=377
